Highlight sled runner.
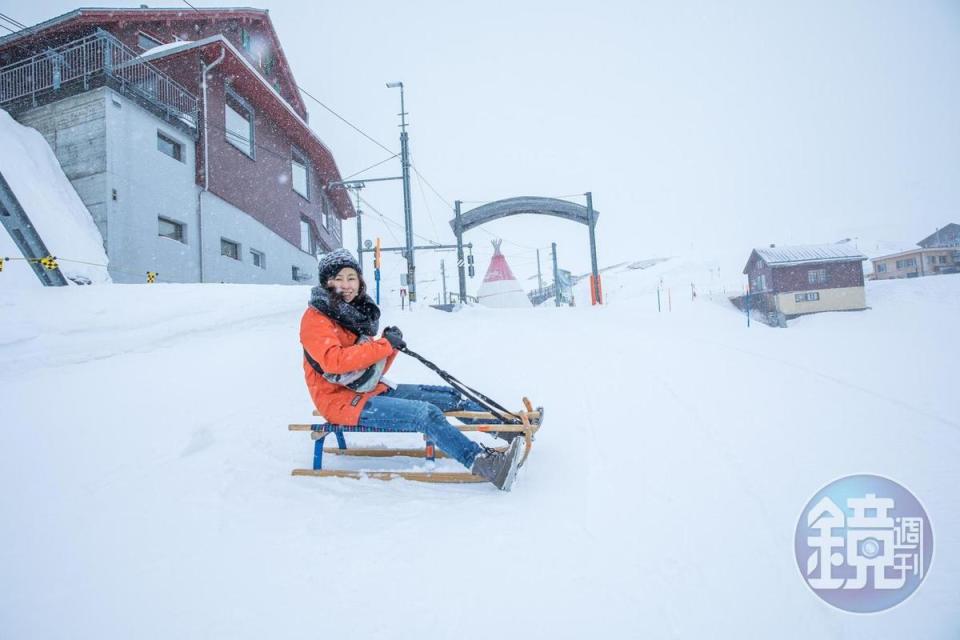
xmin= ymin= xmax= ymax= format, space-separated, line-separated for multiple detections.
xmin=287 ymin=398 xmax=543 ymax=484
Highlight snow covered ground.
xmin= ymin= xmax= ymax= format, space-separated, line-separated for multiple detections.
xmin=1 ymin=267 xmax=958 ymax=639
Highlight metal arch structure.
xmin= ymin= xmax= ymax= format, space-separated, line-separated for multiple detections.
xmin=451 ymin=196 xmax=597 ymax=231
xmin=449 ymin=195 xmax=602 ymax=305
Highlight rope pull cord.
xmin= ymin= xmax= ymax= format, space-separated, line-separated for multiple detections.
xmin=400 ymin=348 xmax=523 ymax=425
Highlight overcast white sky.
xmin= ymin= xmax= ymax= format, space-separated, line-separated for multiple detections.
xmin=7 ymin=1 xmax=960 ymax=295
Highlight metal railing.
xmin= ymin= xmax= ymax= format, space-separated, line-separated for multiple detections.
xmin=0 ymin=30 xmax=197 ymax=126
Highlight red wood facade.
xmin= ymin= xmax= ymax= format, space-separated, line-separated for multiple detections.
xmin=0 ymin=8 xmax=354 ymax=254
xmin=745 ymin=253 xmax=865 ymax=294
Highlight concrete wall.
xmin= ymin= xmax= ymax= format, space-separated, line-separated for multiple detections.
xmin=104 ymin=88 xmax=201 ymax=283
xmin=16 ymin=88 xmax=109 ymax=246
xmin=199 ymin=190 xmax=319 ymax=285
xmin=775 ymin=286 xmax=866 ymax=315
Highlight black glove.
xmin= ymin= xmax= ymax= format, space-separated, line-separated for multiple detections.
xmin=382 ymin=326 xmax=406 ymax=350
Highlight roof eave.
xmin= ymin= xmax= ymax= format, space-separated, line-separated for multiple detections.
xmin=767 ymin=257 xmax=867 ymax=267
xmin=0 ymin=9 xmax=82 ymax=48
xmin=742 ymin=250 xmax=759 ymax=274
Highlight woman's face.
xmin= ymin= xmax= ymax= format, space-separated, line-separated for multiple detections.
xmin=327 ymin=267 xmax=360 ymax=303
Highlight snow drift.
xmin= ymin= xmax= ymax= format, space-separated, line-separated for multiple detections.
xmin=0 ymin=109 xmax=110 ymax=288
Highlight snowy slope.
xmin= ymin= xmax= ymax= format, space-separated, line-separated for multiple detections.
xmin=0 ymin=109 xmax=110 ymax=287
xmin=1 ymin=272 xmax=958 ymax=639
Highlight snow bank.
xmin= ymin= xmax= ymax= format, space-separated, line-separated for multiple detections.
xmin=0 ymin=109 xmax=110 ymax=287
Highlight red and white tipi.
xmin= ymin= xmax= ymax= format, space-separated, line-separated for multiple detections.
xmin=476 ymin=240 xmax=532 ymax=308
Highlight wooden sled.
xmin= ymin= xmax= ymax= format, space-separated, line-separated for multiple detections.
xmin=288 ymin=398 xmax=543 ymax=484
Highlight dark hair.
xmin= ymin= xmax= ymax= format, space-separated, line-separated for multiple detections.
xmin=325 ymin=268 xmax=367 ymax=303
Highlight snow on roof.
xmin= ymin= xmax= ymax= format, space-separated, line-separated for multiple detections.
xmin=749 ymin=243 xmax=867 ymax=269
xmin=136 ymin=39 xmax=195 ymax=58
xmin=0 ymin=8 xmax=268 ymax=48
xmin=0 ymin=110 xmax=110 ymax=287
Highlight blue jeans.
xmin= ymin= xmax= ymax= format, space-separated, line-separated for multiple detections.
xmin=358 ymin=384 xmax=488 ymax=467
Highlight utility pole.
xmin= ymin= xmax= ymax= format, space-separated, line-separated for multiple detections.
xmin=387 ymin=81 xmax=416 ymax=304
xmin=551 ymin=242 xmax=560 ymax=307
xmin=536 ymin=248 xmax=543 ymax=293
xmin=455 ymin=200 xmax=467 ymax=302
xmin=440 ymin=259 xmax=448 ymax=304
xmin=353 ymin=187 xmax=363 ymax=272
xmin=586 ymin=191 xmax=601 ymax=304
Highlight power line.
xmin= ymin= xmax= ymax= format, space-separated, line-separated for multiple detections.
xmin=356 ymin=194 xmax=402 ymax=246
xmin=172 ymin=0 xmax=397 ymax=157
xmin=411 ymin=155 xmax=442 ymax=244
xmin=406 ymin=163 xmax=544 ymax=251
xmin=0 ymin=12 xmax=27 ymax=29
xmin=410 ymin=164 xmax=453 ymax=209
xmin=296 ymin=85 xmax=396 ymax=156
xmin=344 ymin=153 xmax=399 ymax=180
xmin=356 ymin=194 xmax=443 ymax=247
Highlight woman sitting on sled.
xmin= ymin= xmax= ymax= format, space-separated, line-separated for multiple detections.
xmin=299 ymin=249 xmax=524 ymax=490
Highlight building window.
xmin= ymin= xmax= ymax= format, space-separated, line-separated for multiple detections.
xmin=876 ymin=263 xmax=887 ymax=273
xmin=896 ymin=258 xmax=916 ymax=270
xmin=321 ymin=194 xmax=331 ymax=229
xmin=156 ymin=131 xmax=183 ymax=162
xmin=807 ymin=268 xmax=827 ymax=284
xmin=300 ymin=217 xmax=317 ymax=255
xmin=262 ymin=52 xmax=275 ymax=76
xmin=221 ymin=238 xmax=240 ymax=260
xmin=158 ymin=217 xmax=185 ymax=243
xmin=225 ymin=89 xmax=255 ymax=158
xmin=240 ymin=27 xmax=251 ymax=52
xmin=137 ymin=31 xmax=162 ymax=51
xmin=795 ymin=292 xmax=820 ymax=303
xmin=292 ymin=265 xmax=311 ymax=282
xmin=939 ymin=255 xmax=948 ymax=264
xmin=250 ymin=249 xmax=266 ymax=269
xmin=291 ymin=149 xmax=309 ymax=200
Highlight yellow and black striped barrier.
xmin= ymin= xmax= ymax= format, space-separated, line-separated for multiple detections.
xmin=1 ymin=256 xmax=157 ymax=283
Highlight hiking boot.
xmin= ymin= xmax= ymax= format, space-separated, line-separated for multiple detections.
xmin=470 ymin=438 xmax=524 ymax=491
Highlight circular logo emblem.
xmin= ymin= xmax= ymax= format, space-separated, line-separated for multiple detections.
xmin=795 ymin=474 xmax=933 ymax=613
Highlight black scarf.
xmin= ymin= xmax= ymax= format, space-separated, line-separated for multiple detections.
xmin=309 ymin=286 xmax=380 ymax=337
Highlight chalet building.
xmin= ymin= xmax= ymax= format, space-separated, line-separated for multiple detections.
xmin=743 ymin=244 xmax=868 ymax=317
xmin=0 ymin=7 xmax=354 ymax=284
xmin=871 ymin=224 xmax=960 ymax=280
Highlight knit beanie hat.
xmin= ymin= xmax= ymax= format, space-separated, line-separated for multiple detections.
xmin=317 ymin=248 xmax=362 ymax=284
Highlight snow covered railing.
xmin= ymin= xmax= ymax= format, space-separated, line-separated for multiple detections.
xmin=0 ymin=30 xmax=197 ymax=127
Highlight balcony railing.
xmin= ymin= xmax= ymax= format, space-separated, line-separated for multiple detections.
xmin=0 ymin=30 xmax=197 ymax=127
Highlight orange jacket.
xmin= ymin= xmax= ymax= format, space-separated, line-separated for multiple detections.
xmin=300 ymin=306 xmax=398 ymax=425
